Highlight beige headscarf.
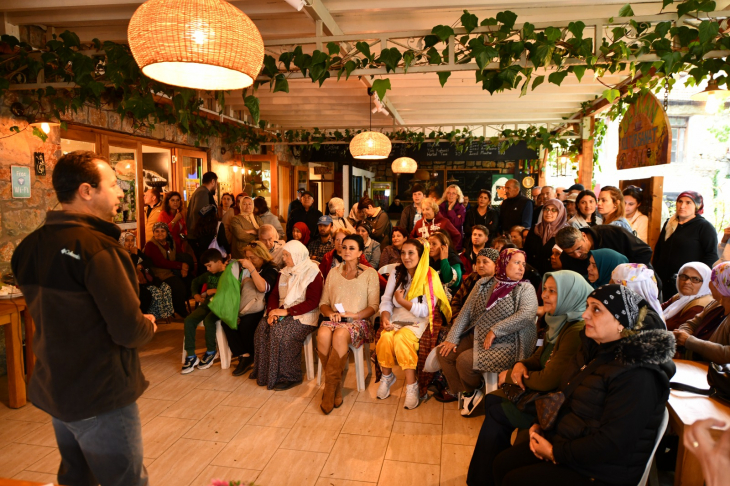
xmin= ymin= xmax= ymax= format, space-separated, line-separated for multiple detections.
xmin=239 ymin=196 xmax=260 ymax=230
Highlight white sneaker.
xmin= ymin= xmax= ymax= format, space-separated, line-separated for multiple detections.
xmin=404 ymin=382 xmax=420 ymax=410
xmin=377 ymin=373 xmax=396 ymax=400
xmin=461 ymin=388 xmax=484 ymax=416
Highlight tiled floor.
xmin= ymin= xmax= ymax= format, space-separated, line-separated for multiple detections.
xmin=0 ymin=323 xmax=483 ymax=485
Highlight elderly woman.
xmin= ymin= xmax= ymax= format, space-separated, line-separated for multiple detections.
xmin=317 ymin=234 xmax=380 ymax=414
xmin=329 ymin=197 xmax=356 ymax=234
xmin=467 ymin=270 xmax=593 ymax=485
xmin=611 ymin=263 xmax=665 ymax=321
xmin=376 ymin=238 xmax=452 ymax=410
xmin=251 ymin=240 xmax=323 ymax=390
xmin=586 ymin=248 xmax=628 ymax=289
xmin=222 ymin=241 xmax=280 ymax=377
xmin=568 ymin=190 xmax=602 ymax=229
xmin=120 ymin=231 xmax=174 ymax=319
xmin=438 ymin=248 xmax=538 ymax=416
xmin=523 ymin=198 xmax=568 ymax=276
xmin=254 ymin=197 xmax=285 ymax=240
xmin=379 ymin=226 xmax=406 ymax=269
xmin=143 ymin=222 xmax=190 ymax=318
xmin=230 ymin=196 xmax=263 ymax=259
xmin=492 ymin=285 xmax=675 ymax=486
xmin=439 ymin=184 xmax=467 ymax=250
xmin=673 ymin=262 xmax=730 ymax=362
xmin=428 ymin=231 xmax=464 ymax=292
xmin=158 ymin=191 xmax=187 ymax=252
xmin=356 ymin=221 xmax=381 ymax=270
xmin=662 ymin=262 xmax=713 ymax=331
xmin=410 ymin=199 xmax=462 ymax=249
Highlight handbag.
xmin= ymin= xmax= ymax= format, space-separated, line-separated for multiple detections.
xmin=670 ymin=362 xmax=730 ymax=405
xmin=208 ymin=222 xmax=227 ymax=257
xmin=229 ymin=261 xmax=266 ymax=316
xmin=424 ymin=347 xmax=441 ymax=372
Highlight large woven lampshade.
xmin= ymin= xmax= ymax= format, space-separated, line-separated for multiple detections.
xmin=349 ymin=131 xmax=392 ymax=160
xmin=391 ymin=157 xmax=417 ymax=174
xmin=128 ymin=0 xmax=264 ymax=90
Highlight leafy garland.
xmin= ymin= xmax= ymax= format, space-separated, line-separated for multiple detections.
xmin=0 ymin=0 xmax=726 ymax=159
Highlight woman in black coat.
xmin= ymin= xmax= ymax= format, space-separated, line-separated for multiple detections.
xmin=464 ymin=189 xmax=500 ymax=246
xmin=492 ymin=285 xmax=676 ymax=486
xmin=523 ymin=198 xmax=568 ymax=277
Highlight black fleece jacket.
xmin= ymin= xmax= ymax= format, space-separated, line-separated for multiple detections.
xmin=560 ymin=225 xmax=653 ymax=277
xmin=11 ymin=211 xmax=155 ymax=422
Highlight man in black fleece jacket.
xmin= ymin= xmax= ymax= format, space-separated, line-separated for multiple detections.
xmin=12 ymin=151 xmax=156 ymax=486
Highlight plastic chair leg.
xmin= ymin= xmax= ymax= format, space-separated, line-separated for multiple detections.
xmin=303 ymin=333 xmax=315 ymax=381
xmin=351 ymin=344 xmax=366 ymax=392
xmin=483 ymin=372 xmax=499 ymax=393
xmin=215 ymin=321 xmax=232 ymax=370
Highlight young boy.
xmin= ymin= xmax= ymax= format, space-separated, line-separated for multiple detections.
xmin=182 ymin=249 xmax=227 ymax=374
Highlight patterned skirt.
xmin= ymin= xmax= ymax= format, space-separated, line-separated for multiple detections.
xmin=146 ymin=282 xmax=174 ymax=320
xmin=320 ymin=319 xmax=371 ymax=348
xmin=251 ymin=315 xmax=313 ymax=389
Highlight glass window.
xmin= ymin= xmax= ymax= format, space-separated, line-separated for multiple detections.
xmin=182 ymin=156 xmax=203 ymax=202
xmin=671 ymin=127 xmax=686 ymax=164
xmin=61 ymin=138 xmax=95 ymax=154
xmin=109 ymin=146 xmax=138 ymax=229
xmin=242 ymin=161 xmax=272 ymax=208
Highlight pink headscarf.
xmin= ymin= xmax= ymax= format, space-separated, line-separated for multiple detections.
xmin=534 ymin=198 xmax=568 ymax=245
xmin=485 ymin=248 xmax=528 ymax=311
xmin=711 ymin=262 xmax=730 ymax=297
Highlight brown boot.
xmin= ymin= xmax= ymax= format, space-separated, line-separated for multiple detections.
xmin=321 ymin=352 xmax=347 ymax=414
xmin=333 ymin=353 xmax=348 ymax=408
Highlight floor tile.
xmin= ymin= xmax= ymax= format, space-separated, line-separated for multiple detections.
xmin=137 ymin=397 xmax=176 ymax=426
xmin=377 ymin=460 xmax=440 ymax=486
xmin=320 ymin=434 xmax=389 ymax=483
xmin=0 ymin=419 xmax=44 ymax=446
xmin=280 ymin=412 xmax=346 ymax=453
xmin=247 ymin=395 xmax=310 ymax=428
xmin=25 ymin=448 xmax=60 ymax=474
xmin=440 ymin=443 xmax=474 ymax=486
xmin=196 ymin=367 xmax=247 ymax=392
xmin=256 ymin=449 xmax=329 ymax=486
xmin=441 ymin=410 xmax=483 ymax=446
xmin=315 ymin=480 xmax=376 ymax=486
xmin=14 ymin=422 xmax=57 ymax=447
xmin=395 ymin=395 xmax=444 ymax=425
xmin=211 ymin=425 xmax=287 ymax=469
xmin=184 ymin=405 xmax=257 ymax=442
xmin=356 ymin=374 xmax=404 ymax=404
xmin=143 ymin=373 xmax=209 ymax=401
xmin=341 ymin=402 xmax=397 ymax=438
xmin=2 ymin=404 xmax=52 ymax=424
xmin=142 ymin=416 xmax=198 ymax=458
xmin=219 ymin=380 xmax=275 ymax=409
xmin=304 ymin=386 xmax=357 ymax=417
xmin=190 ymin=465 xmax=260 ymax=486
xmin=275 ymin=377 xmax=322 ymax=398
xmin=385 ymin=422 xmax=442 ymax=465
xmin=12 ymin=470 xmax=58 ymax=483
xmin=1 ymin=443 xmax=56 ymax=477
xmin=148 ymin=438 xmax=227 ymax=486
xmin=159 ymin=388 xmax=231 ymax=420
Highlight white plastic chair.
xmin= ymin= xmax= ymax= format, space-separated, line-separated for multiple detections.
xmin=638 ymin=408 xmax=669 ymax=486
xmin=303 ymin=333 xmax=315 ymax=381
xmin=482 ymin=371 xmax=499 ymax=393
xmin=181 ymin=320 xmax=232 ymax=369
xmin=317 ymin=343 xmax=371 ymax=391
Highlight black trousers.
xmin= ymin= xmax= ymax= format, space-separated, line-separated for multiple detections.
xmin=162 ymin=276 xmax=189 ymax=318
xmin=493 ymin=441 xmax=611 ymax=486
xmin=467 ymin=394 xmax=514 ymax=486
xmin=222 ymin=311 xmax=265 ymax=357
xmin=139 ymin=285 xmax=153 ymax=312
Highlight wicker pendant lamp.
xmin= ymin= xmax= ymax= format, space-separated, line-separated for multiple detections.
xmin=391 ymin=157 xmax=417 ymax=174
xmin=349 ymin=88 xmax=392 ymax=160
xmin=128 ymin=0 xmax=264 ymax=91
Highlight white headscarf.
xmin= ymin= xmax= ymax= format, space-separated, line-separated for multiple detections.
xmin=611 ymin=263 xmax=665 ymax=322
xmin=663 ymin=262 xmax=712 ymax=320
xmin=279 ymin=240 xmax=321 ymax=307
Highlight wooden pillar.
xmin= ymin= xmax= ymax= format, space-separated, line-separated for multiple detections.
xmin=538 ymin=148 xmax=549 ymax=186
xmin=579 ymin=116 xmax=595 ymax=188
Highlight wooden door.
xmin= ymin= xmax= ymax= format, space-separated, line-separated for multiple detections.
xmin=619 ymin=176 xmax=664 ymax=249
xmin=174 ymin=148 xmax=208 ymax=205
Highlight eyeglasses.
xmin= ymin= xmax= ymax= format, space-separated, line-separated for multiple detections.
xmin=677 ymin=274 xmax=703 ymax=284
xmin=543 ymin=207 xmax=559 ymax=214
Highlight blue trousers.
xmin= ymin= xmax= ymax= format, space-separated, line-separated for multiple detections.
xmin=51 ymin=402 xmax=148 ymax=486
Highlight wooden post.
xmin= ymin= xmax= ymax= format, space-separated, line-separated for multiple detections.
xmin=579 ymin=116 xmax=595 ymax=188
xmin=538 ymin=148 xmax=549 ymax=186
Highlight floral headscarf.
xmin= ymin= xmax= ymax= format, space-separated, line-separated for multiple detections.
xmin=406 ymin=239 xmax=452 ymax=332
xmin=711 ymin=261 xmax=730 ymax=297
xmin=664 ymin=191 xmax=705 ymax=241
xmin=119 ymin=231 xmax=135 ymax=246
xmin=534 ymin=198 xmax=568 ymax=245
xmin=611 ymin=263 xmax=664 ymax=321
xmin=485 ymin=248 xmax=528 ymax=311
xmin=152 ymin=222 xmax=169 ymax=235
xmin=478 ymin=248 xmax=500 ymax=263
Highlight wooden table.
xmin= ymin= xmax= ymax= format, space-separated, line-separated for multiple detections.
xmin=0 ymin=297 xmax=35 ymax=408
xmin=668 ymin=359 xmax=730 ymax=486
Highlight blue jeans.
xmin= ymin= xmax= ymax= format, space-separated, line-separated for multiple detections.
xmin=52 ymin=402 xmax=148 ymax=486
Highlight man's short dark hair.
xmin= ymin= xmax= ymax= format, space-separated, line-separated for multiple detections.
xmin=555 ymin=226 xmax=582 ymax=250
xmin=358 ymin=198 xmax=375 ymax=210
xmin=200 ymin=248 xmax=224 ymax=265
xmin=471 ymin=225 xmax=489 ymax=237
xmin=145 ymin=186 xmax=162 ymax=203
xmin=201 ymin=171 xmax=218 ymax=185
xmin=411 ymin=184 xmax=425 ymax=195
xmin=52 ymin=150 xmax=107 ymax=204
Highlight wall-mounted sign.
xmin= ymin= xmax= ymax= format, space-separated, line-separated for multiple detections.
xmin=617 ymin=92 xmax=671 ymax=170
xmin=313 ymin=166 xmax=332 ymax=175
xmin=11 ymin=166 xmax=31 ymax=199
xmin=34 ymin=152 xmax=46 ymax=176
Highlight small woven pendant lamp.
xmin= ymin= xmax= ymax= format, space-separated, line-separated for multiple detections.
xmin=349 ymin=88 xmax=392 ymax=160
xmin=128 ymin=0 xmax=264 ymax=90
xmin=391 ymin=157 xmax=417 ymax=174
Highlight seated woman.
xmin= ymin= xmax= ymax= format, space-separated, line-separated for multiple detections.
xmin=438 ymin=248 xmax=538 ymax=416
xmin=223 ymin=241 xmax=280 ymax=377
xmin=292 ymin=222 xmax=311 ymax=246
xmin=143 ymin=222 xmax=190 ymax=318
xmin=523 ymin=198 xmax=568 ymax=276
xmin=317 ymin=234 xmax=380 ymax=414
xmin=428 ymin=231 xmax=464 ymax=293
xmin=230 ymin=196 xmax=263 ymax=259
xmin=662 ymin=262 xmax=713 ymax=331
xmin=467 ymin=270 xmax=593 ymax=485
xmin=379 ymin=226 xmax=406 ymax=270
xmin=120 ymin=231 xmax=174 ymax=319
xmin=674 ymin=262 xmax=730 ymax=362
xmin=376 ymin=238 xmax=452 ymax=410
xmin=491 ymin=285 xmax=675 ymax=486
xmin=586 ymin=248 xmax=628 ymax=289
xmin=158 ymin=191 xmax=187 ymax=253
xmin=611 ymin=263 xmax=666 ymax=323
xmin=410 ymin=199 xmax=462 ymax=249
xmin=356 ymin=221 xmax=381 ymax=269
xmin=251 ymin=240 xmax=323 ymax=390
xmin=328 ymin=197 xmax=356 ymax=234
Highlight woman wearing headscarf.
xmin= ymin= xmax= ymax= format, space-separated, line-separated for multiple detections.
xmin=611 ymin=263 xmax=665 ymax=323
xmin=251 ymin=240 xmax=323 ymax=390
xmin=467 ymin=270 xmax=593 ymax=485
xmin=492 ymin=285 xmax=675 ymax=486
xmin=568 ymin=190 xmax=602 ymax=229
xmin=328 ymin=197 xmax=356 ymax=234
xmin=230 ymin=196 xmax=263 ymax=259
xmin=428 ymin=231 xmax=464 ymax=293
xmin=674 ymin=262 xmax=730 ymax=363
xmin=523 ymin=198 xmax=568 ymax=276
xmin=653 ymin=191 xmax=719 ymax=300
xmin=143 ymin=222 xmax=190 ymax=318
xmin=376 ymin=238 xmax=452 ymax=410
xmin=291 ymin=222 xmax=311 ymax=246
xmin=438 ymin=248 xmax=538 ymax=416
xmin=661 ymin=262 xmax=713 ymax=331
xmin=586 ymin=248 xmax=628 ymax=289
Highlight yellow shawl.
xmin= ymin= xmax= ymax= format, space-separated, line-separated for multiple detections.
xmin=406 ymin=240 xmax=452 ymax=332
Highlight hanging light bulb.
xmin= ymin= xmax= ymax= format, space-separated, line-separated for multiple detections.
xmin=705 ymin=91 xmax=721 ymax=114
xmin=29 ymin=117 xmax=60 ymax=134
xmin=691 ymin=76 xmax=730 ymax=114
xmin=232 ymin=166 xmax=239 ymax=173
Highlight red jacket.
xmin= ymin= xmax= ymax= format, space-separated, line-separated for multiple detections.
xmin=410 ymin=214 xmax=462 ymax=249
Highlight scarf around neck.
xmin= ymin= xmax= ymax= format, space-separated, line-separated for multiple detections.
xmin=542 ymin=270 xmax=593 ymax=344
xmin=485 ymin=248 xmax=528 ymax=311
xmin=406 ymin=240 xmax=452 ymax=332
